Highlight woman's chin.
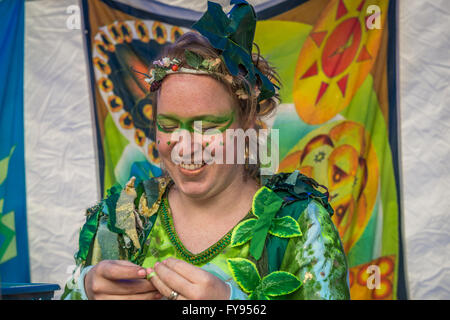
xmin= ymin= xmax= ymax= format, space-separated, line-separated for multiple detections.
xmin=175 ymin=179 xmax=213 ymax=198
xmin=167 ymin=162 xmax=214 ymax=197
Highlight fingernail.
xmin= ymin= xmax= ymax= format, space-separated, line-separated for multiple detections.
xmin=154 ymin=262 xmax=160 ymax=268
xmin=138 ymin=269 xmax=146 ymax=276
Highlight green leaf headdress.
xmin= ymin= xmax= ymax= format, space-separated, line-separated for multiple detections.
xmin=142 ymin=0 xmax=278 ymax=102
xmin=192 ymin=0 xmax=277 ymax=102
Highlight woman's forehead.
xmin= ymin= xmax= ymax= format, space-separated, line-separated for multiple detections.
xmin=157 ymin=73 xmax=235 ymax=116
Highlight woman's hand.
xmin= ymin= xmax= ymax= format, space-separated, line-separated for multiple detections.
xmin=147 ymin=258 xmax=230 ymax=300
xmin=85 ymin=260 xmax=162 ymax=300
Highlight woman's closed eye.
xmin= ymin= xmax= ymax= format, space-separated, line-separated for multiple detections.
xmin=157 ymin=120 xmax=179 ymax=133
xmin=196 ymin=122 xmax=221 ymax=133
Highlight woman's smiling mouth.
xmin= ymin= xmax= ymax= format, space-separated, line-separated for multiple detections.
xmin=178 ymin=162 xmax=207 ymax=173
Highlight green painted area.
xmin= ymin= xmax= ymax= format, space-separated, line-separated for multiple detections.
xmin=255 ymin=20 xmax=312 ymax=103
xmin=156 ymin=111 xmax=234 ymax=134
xmin=0 ymin=146 xmax=18 ymax=264
xmin=0 ymin=146 xmax=15 ymax=185
xmin=0 ymin=208 xmax=16 ymax=264
xmin=103 ymin=114 xmax=129 ymax=194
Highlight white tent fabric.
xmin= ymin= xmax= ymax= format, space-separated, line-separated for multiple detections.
xmin=25 ymin=0 xmax=98 ymax=296
xmin=398 ymin=0 xmax=450 ymax=299
xmin=23 ymin=0 xmax=450 ymax=299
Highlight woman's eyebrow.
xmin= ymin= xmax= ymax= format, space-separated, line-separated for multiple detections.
xmin=156 ymin=114 xmax=180 ymax=122
xmin=157 ymin=112 xmax=234 ymax=123
xmin=191 ymin=111 xmax=235 ymax=123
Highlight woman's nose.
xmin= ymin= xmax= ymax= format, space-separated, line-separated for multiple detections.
xmin=170 ymin=130 xmax=204 ymax=163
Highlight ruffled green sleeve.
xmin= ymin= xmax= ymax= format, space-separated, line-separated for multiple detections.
xmin=60 ymin=198 xmax=120 ymax=300
xmin=60 ymin=178 xmax=161 ymax=300
xmin=279 ymin=200 xmax=350 ymax=300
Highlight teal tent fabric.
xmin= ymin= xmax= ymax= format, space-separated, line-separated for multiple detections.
xmin=0 ymin=0 xmax=29 ymax=282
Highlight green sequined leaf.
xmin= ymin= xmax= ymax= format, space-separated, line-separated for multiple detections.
xmin=227 ymin=258 xmax=261 ymax=293
xmin=269 ymin=216 xmax=302 ymax=238
xmin=230 ymin=218 xmax=257 ymax=247
xmin=154 ymin=68 xmax=166 ymax=81
xmin=185 ymin=50 xmax=203 ymax=69
xmin=260 ymin=271 xmax=301 ymax=297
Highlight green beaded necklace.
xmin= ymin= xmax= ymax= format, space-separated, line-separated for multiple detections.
xmin=160 ymin=195 xmax=251 ymax=265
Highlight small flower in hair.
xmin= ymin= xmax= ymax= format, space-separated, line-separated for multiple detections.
xmin=212 ymin=58 xmax=221 ymax=67
xmin=162 ymin=57 xmax=171 ymax=67
xmin=224 ymin=74 xmax=234 ymax=85
xmin=235 ymin=89 xmax=248 ymax=100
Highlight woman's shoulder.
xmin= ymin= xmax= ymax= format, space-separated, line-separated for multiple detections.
xmin=86 ymin=175 xmax=171 ymax=214
xmin=262 ymin=171 xmax=334 ymax=218
xmin=77 ymin=176 xmax=171 ymax=265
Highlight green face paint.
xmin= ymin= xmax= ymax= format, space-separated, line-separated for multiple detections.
xmin=156 ymin=111 xmax=234 ymax=134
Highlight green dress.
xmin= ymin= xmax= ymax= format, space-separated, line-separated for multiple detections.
xmin=61 ymin=171 xmax=350 ymax=300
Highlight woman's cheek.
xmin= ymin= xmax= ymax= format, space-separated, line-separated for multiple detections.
xmin=156 ymin=132 xmax=172 ymax=160
xmin=202 ymin=132 xmax=226 ymax=164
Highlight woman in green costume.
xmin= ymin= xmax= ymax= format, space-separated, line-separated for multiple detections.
xmin=62 ymin=1 xmax=350 ymax=300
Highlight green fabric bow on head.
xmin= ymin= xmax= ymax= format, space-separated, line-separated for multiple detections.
xmin=192 ymin=0 xmax=277 ymax=102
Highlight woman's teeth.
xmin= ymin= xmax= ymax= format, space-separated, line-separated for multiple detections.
xmin=179 ymin=163 xmax=204 ymax=171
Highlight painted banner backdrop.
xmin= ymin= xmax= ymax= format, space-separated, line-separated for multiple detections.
xmin=82 ymin=0 xmax=406 ymax=299
xmin=0 ymin=0 xmax=30 ymax=283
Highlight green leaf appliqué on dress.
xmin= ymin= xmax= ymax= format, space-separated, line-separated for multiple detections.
xmin=258 ymin=271 xmax=302 ymax=297
xmin=227 ymin=258 xmax=302 ymax=300
xmin=227 ymin=258 xmax=261 ymax=293
xmin=230 ymin=186 xmax=302 ymax=260
xmin=230 ymin=218 xmax=257 ymax=247
xmin=269 ymin=216 xmax=302 ymax=238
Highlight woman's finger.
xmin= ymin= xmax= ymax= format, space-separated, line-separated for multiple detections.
xmin=107 ymin=279 xmax=156 ymax=295
xmin=160 ymin=258 xmax=208 ymax=284
xmin=89 ymin=274 xmax=156 ymax=296
xmin=149 ymin=270 xmax=187 ymax=300
xmin=153 ymin=262 xmax=195 ymax=298
xmin=99 ymin=260 xmax=147 ymax=280
xmin=158 ymin=259 xmax=230 ymax=300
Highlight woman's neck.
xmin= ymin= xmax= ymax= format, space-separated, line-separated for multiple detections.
xmin=169 ymin=172 xmax=260 ymax=221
